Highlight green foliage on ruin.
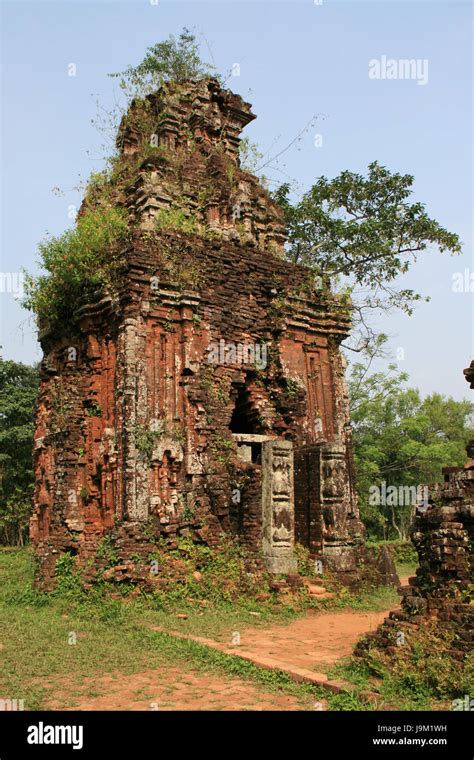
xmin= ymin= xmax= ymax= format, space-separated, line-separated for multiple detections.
xmin=24 ymin=208 xmax=130 ymax=329
xmin=154 ymin=206 xmax=201 ymax=235
xmin=86 ymin=402 xmax=102 ymax=418
xmin=133 ymin=422 xmax=164 ymax=463
xmin=284 ymin=377 xmax=303 ymax=399
xmin=238 ymin=136 xmax=265 ymax=177
xmin=48 ymin=379 xmax=76 ymax=436
xmin=109 ymin=28 xmax=220 ymax=100
xmin=132 ymin=419 xmax=185 ymax=467
xmin=96 ymin=535 xmax=120 ymax=568
xmin=331 ymin=622 xmax=474 ymax=709
xmin=24 ymin=31 xmax=222 ymax=331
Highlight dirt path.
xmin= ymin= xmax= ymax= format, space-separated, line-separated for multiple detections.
xmin=204 ymin=581 xmax=407 ymax=682
xmin=216 ymin=607 xmax=391 ymax=673
xmin=39 ymin=586 xmax=405 ymax=711
xmin=39 ymin=667 xmax=310 ymax=711
xmin=141 ymin=588 xmax=405 ymax=695
xmin=144 ymin=606 xmax=396 ymax=692
xmin=221 ymin=578 xmax=409 ymax=674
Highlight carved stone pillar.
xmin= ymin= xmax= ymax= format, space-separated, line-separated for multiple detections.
xmin=294 ymin=442 xmax=365 ymax=574
xmin=262 ymin=439 xmax=297 ymax=574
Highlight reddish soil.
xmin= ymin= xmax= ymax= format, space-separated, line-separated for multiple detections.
xmin=215 ymin=608 xmax=392 ymax=674
xmin=37 ymin=586 xmax=405 ymax=711
xmin=39 ymin=668 xmax=311 ymax=711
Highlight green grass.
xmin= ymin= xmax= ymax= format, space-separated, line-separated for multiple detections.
xmin=0 ymin=547 xmax=437 ymax=712
xmin=395 ymin=562 xmax=418 ymax=580
xmin=134 ymin=596 xmax=300 ymax=639
xmin=326 ymin=629 xmax=474 ymax=712
xmin=0 ymin=548 xmax=322 ymax=710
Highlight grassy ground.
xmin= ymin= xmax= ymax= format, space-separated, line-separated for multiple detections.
xmin=1 ymin=546 xmax=465 ymax=712
xmin=396 ymin=562 xmax=418 ymax=579
xmin=0 ymin=547 xmax=396 ymax=711
xmin=0 ymin=548 xmax=323 ymax=710
xmin=327 ymin=630 xmax=474 ymax=712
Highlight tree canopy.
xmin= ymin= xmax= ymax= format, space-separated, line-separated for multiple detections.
xmin=274 ymin=163 xmax=461 ymax=353
xmin=0 ymin=358 xmax=39 ymax=545
xmin=349 ymin=363 xmax=472 ymax=539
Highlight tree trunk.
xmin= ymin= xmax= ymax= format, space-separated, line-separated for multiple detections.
xmin=391 ymin=505 xmax=402 ymax=540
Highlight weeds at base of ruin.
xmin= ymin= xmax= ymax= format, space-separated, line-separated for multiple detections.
xmin=327 ymin=625 xmax=474 ymax=710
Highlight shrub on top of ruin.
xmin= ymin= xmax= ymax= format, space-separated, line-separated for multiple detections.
xmin=24 ymin=207 xmax=130 ymax=329
xmin=109 ymin=28 xmax=220 ymax=101
xmin=238 ymin=136 xmax=268 ymax=185
xmin=81 ymin=164 xmax=123 ymax=209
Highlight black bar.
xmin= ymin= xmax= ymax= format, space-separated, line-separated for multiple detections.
xmin=0 ymin=710 xmax=471 ymax=758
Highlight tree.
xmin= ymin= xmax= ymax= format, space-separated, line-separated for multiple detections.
xmin=349 ymin=362 xmax=472 ymax=540
xmin=109 ymin=28 xmax=219 ymax=101
xmin=0 ymin=358 xmax=39 ymax=545
xmin=273 ymin=163 xmax=461 ymax=354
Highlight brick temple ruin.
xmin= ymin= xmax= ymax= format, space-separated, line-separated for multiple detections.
xmin=31 ymin=78 xmax=375 ymax=589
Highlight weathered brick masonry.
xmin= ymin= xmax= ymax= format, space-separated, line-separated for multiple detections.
xmin=31 ymin=79 xmax=372 ymax=589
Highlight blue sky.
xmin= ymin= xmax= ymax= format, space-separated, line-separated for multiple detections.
xmin=1 ymin=0 xmax=472 ymax=400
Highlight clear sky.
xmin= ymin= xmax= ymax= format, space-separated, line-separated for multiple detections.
xmin=1 ymin=0 xmax=472 ymax=400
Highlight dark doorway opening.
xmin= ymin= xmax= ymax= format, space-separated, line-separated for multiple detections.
xmin=229 ymin=382 xmax=261 ymax=435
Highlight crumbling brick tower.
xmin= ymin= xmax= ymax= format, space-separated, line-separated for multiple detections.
xmin=30 ymin=79 xmax=367 ymax=589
